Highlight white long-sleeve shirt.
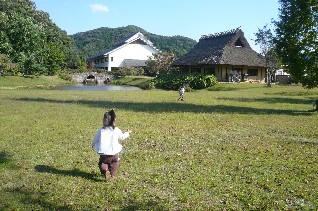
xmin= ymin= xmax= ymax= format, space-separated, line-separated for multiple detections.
xmin=92 ymin=127 xmax=130 ymax=155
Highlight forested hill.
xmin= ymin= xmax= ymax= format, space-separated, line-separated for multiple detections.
xmin=71 ymin=25 xmax=197 ymax=59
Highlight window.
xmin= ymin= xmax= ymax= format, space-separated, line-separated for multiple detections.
xmin=191 ymin=67 xmax=201 ymax=74
xmin=204 ymin=68 xmax=215 ymax=75
xmin=235 ymin=38 xmax=244 ymax=48
xmin=248 ymin=69 xmax=258 ymax=76
xmin=181 ymin=67 xmax=190 ymax=74
xmin=111 ymin=57 xmax=113 ymax=62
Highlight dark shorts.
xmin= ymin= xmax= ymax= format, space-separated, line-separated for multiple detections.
xmin=98 ymin=154 xmax=119 ymax=177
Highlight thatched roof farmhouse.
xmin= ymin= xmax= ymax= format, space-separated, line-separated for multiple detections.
xmin=173 ymin=28 xmax=267 ymax=82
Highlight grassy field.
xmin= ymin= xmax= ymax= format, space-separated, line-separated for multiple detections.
xmin=0 ymin=79 xmax=318 ymax=210
xmin=0 ymin=75 xmax=73 ymax=89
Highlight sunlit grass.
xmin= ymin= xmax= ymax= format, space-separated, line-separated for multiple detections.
xmin=0 ymin=75 xmax=72 ymax=89
xmin=0 ymin=82 xmax=317 ymax=210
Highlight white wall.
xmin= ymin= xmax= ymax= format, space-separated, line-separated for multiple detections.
xmin=94 ymin=43 xmax=158 ymax=71
xmin=110 ymin=44 xmax=158 ymax=69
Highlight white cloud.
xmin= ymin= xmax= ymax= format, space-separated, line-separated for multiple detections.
xmin=89 ymin=4 xmax=109 ymax=12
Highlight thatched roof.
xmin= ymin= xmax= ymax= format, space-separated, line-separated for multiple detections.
xmin=173 ymin=28 xmax=266 ymax=67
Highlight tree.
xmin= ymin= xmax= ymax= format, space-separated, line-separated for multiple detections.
xmin=274 ymin=0 xmax=318 ymax=89
xmin=255 ymin=24 xmax=279 ymax=87
xmin=6 ymin=13 xmax=46 ymax=74
xmin=0 ymin=0 xmax=77 ymax=75
xmin=146 ymin=51 xmax=178 ymax=76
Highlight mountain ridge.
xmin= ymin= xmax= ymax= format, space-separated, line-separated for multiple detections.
xmin=71 ymin=25 xmax=197 ymax=59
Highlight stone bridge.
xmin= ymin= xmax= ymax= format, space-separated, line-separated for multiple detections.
xmin=71 ymin=72 xmax=113 ymax=84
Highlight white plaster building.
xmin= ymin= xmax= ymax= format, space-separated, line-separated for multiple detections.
xmin=87 ymin=32 xmax=159 ymax=71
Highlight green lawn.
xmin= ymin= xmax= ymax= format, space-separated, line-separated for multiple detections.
xmin=0 ymin=81 xmax=317 ymax=210
xmin=0 ymin=75 xmax=72 ymax=89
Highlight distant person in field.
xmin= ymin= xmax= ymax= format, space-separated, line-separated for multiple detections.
xmin=92 ymin=110 xmax=132 ymax=180
xmin=178 ymin=85 xmax=186 ymax=101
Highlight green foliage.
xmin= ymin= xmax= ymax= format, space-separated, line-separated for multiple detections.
xmin=140 ymin=80 xmax=155 ymax=90
xmin=45 ymin=42 xmax=65 ymax=75
xmin=0 ymin=0 xmax=77 ymax=75
xmin=0 ymin=54 xmax=19 ymax=76
xmin=58 ymin=71 xmax=74 ymax=82
xmin=71 ymin=25 xmax=197 ymax=59
xmin=112 ymin=76 xmax=154 ymax=89
xmin=154 ymin=73 xmax=218 ymax=90
xmin=255 ymin=24 xmax=279 ymax=87
xmin=274 ymin=0 xmax=318 ymax=88
xmin=113 ymin=67 xmax=145 ymax=77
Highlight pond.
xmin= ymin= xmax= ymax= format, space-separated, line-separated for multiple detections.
xmin=54 ymin=84 xmax=141 ymax=91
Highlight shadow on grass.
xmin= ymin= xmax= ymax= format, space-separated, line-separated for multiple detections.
xmin=265 ymin=90 xmax=318 ymax=97
xmin=0 ymin=151 xmax=17 ymax=169
xmin=218 ymin=97 xmax=313 ymax=105
xmin=4 ymin=187 xmax=74 ymax=210
xmin=121 ymin=199 xmax=167 ymax=211
xmin=0 ymin=151 xmax=11 ymax=164
xmin=207 ymin=85 xmax=257 ymax=92
xmin=16 ymin=97 xmax=312 ymax=116
xmin=35 ymin=165 xmax=103 ymax=182
xmin=4 ymin=186 xmax=114 ymax=210
xmin=4 ymin=186 xmax=169 ymax=210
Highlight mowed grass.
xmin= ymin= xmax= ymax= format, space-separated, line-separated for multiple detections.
xmin=0 ymin=82 xmax=317 ymax=210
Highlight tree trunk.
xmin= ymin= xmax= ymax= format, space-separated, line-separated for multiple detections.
xmin=267 ymin=69 xmax=272 ymax=87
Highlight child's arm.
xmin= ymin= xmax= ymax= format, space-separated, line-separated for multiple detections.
xmin=117 ymin=128 xmax=132 ymax=140
xmin=91 ymin=129 xmax=100 ymax=148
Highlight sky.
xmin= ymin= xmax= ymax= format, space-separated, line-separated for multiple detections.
xmin=32 ymin=0 xmax=280 ymax=52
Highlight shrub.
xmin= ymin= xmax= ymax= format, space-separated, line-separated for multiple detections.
xmin=0 ymin=54 xmax=20 ymax=76
xmin=153 ymin=73 xmax=218 ymax=90
xmin=114 ymin=67 xmax=145 ymax=77
xmin=58 ymin=71 xmax=74 ymax=82
xmin=140 ymin=81 xmax=155 ymax=90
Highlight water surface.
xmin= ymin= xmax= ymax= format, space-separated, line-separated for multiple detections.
xmin=55 ymin=84 xmax=141 ymax=91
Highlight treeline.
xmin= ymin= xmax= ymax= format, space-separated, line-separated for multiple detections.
xmin=0 ymin=0 xmax=82 ymax=76
xmin=71 ymin=25 xmax=197 ymax=59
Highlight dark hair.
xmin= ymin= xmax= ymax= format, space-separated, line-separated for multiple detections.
xmin=103 ymin=109 xmax=116 ymax=129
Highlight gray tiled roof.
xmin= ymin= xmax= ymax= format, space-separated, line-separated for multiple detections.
xmin=123 ymin=59 xmax=147 ymax=67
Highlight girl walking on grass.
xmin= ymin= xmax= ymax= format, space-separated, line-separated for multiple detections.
xmin=92 ymin=110 xmax=131 ymax=179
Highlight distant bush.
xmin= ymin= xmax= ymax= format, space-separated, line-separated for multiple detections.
xmin=58 ymin=71 xmax=74 ymax=81
xmin=139 ymin=81 xmax=155 ymax=90
xmin=113 ymin=67 xmax=145 ymax=77
xmin=0 ymin=54 xmax=20 ymax=76
xmin=189 ymin=74 xmax=218 ymax=89
xmin=153 ymin=73 xmax=218 ymax=90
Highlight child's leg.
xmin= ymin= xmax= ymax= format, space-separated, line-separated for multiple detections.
xmin=109 ymin=154 xmax=119 ymax=177
xmin=98 ymin=155 xmax=109 ymax=175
